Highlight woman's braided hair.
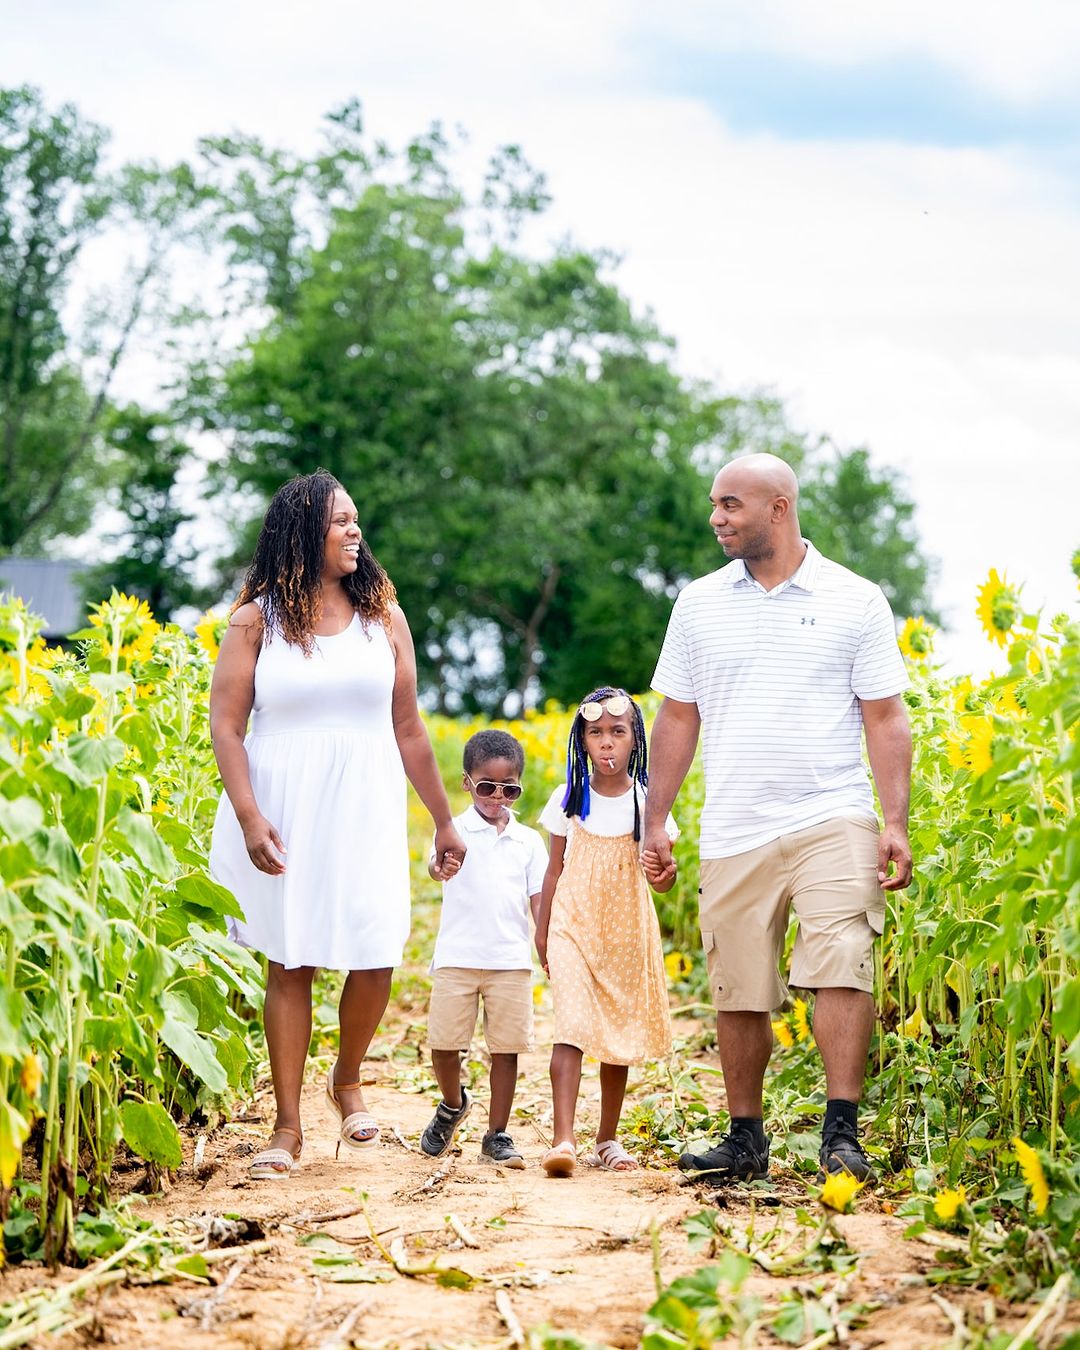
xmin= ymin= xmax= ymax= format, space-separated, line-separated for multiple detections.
xmin=560 ymin=685 xmax=649 ymax=840
xmin=235 ymin=469 xmax=396 ymax=652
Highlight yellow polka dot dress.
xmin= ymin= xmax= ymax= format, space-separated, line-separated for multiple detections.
xmin=541 ymin=786 xmax=673 ymax=1065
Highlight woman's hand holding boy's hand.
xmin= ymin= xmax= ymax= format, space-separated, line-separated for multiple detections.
xmin=432 ymin=824 xmax=466 ymax=880
xmin=535 ymin=932 xmax=549 ymax=975
xmin=432 ymin=852 xmax=463 ymax=881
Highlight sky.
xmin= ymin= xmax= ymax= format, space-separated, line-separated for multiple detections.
xmin=5 ymin=1 xmax=1079 ymax=675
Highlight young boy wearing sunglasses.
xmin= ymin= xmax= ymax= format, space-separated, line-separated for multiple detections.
xmin=421 ymin=729 xmax=549 ymax=1167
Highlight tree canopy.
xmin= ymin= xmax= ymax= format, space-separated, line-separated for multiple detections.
xmin=0 ymin=90 xmax=936 ymax=709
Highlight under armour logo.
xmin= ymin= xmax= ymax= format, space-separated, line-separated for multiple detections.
xmin=801 ymin=617 xmax=816 ymax=625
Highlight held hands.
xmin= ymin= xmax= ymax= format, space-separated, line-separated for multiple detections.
xmin=878 ymin=823 xmax=913 ymax=891
xmin=242 ymin=815 xmax=287 ymax=876
xmin=639 ymin=827 xmax=677 ymax=889
xmin=431 ymin=852 xmax=463 ymax=881
xmin=433 ymin=823 xmax=467 ymax=880
xmin=641 ymin=849 xmax=676 ymax=887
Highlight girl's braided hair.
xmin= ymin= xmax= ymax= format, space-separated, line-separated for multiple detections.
xmin=235 ymin=469 xmax=396 ymax=652
xmin=561 ymin=686 xmax=649 ymax=840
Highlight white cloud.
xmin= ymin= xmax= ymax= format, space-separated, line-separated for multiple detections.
xmin=4 ymin=2 xmax=1079 ymax=677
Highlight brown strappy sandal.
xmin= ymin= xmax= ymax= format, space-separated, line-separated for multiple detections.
xmin=249 ymin=1126 xmax=303 ymax=1180
xmin=326 ymin=1066 xmax=379 ymax=1155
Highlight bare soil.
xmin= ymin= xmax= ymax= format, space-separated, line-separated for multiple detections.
xmin=10 ymin=992 xmax=1076 ymax=1350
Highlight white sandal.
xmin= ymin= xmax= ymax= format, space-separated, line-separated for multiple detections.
xmin=250 ymin=1126 xmax=303 ymax=1180
xmin=585 ymin=1138 xmax=639 ymax=1171
xmin=327 ymin=1066 xmax=379 ymax=1156
xmin=541 ymin=1141 xmax=577 ymax=1177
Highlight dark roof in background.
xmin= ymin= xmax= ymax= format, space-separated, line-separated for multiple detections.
xmin=0 ymin=559 xmax=87 ymax=639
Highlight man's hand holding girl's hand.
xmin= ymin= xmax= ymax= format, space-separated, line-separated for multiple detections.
xmin=640 ymin=827 xmax=677 ymax=888
xmin=641 ymin=848 xmax=676 ymax=887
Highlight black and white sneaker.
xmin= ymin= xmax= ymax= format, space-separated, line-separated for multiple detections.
xmin=480 ymin=1130 xmax=525 ymax=1169
xmin=677 ymin=1124 xmax=770 ymax=1184
xmin=818 ymin=1119 xmax=873 ymax=1182
xmin=420 ymin=1088 xmax=472 ymax=1157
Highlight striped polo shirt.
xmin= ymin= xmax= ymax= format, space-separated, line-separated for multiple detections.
xmin=651 ymin=541 xmax=908 ymax=859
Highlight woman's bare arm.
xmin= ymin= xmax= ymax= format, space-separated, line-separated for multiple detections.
xmin=209 ymin=603 xmax=286 ymax=875
xmin=388 ymin=605 xmax=465 ymax=874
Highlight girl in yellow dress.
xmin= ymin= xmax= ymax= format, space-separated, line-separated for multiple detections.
xmin=534 ymin=687 xmax=678 ymax=1176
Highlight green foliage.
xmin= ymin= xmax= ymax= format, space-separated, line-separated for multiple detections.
xmin=0 ymin=86 xmax=214 ymax=555
xmin=643 ymin=1251 xmax=760 ymax=1348
xmin=79 ymin=406 xmax=205 ymax=619
xmin=0 ymin=592 xmax=260 ymax=1261
xmin=0 ymin=87 xmax=113 ymax=551
xmin=202 ymin=108 xmax=936 ymax=711
xmin=119 ymin=1100 xmax=183 ymax=1169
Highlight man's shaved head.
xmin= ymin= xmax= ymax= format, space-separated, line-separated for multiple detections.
xmin=713 ymin=453 xmax=799 ymax=504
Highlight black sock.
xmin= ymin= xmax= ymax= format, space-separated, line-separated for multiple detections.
xmin=824 ymin=1099 xmax=858 ymax=1132
xmin=730 ymin=1115 xmax=766 ymax=1144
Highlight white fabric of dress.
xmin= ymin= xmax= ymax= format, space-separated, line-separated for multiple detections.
xmin=210 ymin=612 xmax=410 ymax=971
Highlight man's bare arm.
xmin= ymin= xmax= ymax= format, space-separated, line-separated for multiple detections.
xmin=860 ymin=694 xmax=913 ymax=890
xmin=642 ymin=696 xmax=701 ymax=883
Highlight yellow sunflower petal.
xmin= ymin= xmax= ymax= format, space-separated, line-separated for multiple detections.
xmin=1012 ymin=1137 xmax=1049 ymax=1216
xmin=772 ymin=1020 xmax=795 ymax=1048
xmin=933 ymin=1185 xmax=967 ymax=1221
xmin=898 ymin=616 xmax=935 ymax=662
xmin=976 ymin=568 xmax=1022 ymax=648
xmin=819 ymin=1172 xmax=863 ymax=1212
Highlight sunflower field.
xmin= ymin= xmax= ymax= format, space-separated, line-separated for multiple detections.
xmin=1 ymin=563 xmax=1079 ymax=1322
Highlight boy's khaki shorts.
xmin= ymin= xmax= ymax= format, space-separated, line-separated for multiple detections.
xmin=427 ymin=967 xmax=534 ymax=1054
xmin=699 ymin=816 xmax=884 ymax=1013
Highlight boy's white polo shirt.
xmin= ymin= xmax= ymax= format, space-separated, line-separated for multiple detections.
xmin=431 ymin=806 xmax=549 ymax=971
xmin=652 ymin=541 xmax=908 ymax=859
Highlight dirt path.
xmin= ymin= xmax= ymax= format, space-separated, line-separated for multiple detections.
xmin=27 ymin=1001 xmax=1077 ymax=1349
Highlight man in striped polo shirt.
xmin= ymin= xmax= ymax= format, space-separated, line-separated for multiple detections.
xmin=642 ymin=452 xmax=912 ymax=1183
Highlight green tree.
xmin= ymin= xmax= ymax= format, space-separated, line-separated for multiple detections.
xmin=0 ymin=85 xmax=208 ymax=554
xmin=0 ymin=87 xmax=111 ymax=550
xmin=79 ymin=406 xmax=204 ymax=618
xmin=199 ymin=109 xmax=936 ymax=710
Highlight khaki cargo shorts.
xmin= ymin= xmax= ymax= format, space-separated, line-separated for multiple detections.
xmin=427 ymin=966 xmax=534 ymax=1055
xmin=699 ymin=816 xmax=884 ymax=1013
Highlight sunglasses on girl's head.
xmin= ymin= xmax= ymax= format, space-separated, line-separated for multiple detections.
xmin=465 ymin=775 xmax=523 ymax=801
xmin=579 ymin=694 xmax=631 ymax=721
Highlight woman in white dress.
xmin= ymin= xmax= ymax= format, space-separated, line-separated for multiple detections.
xmin=209 ymin=470 xmax=465 ymax=1179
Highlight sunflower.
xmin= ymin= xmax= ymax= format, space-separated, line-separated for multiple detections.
xmin=951 ymin=675 xmax=976 ymax=714
xmin=771 ymin=1019 xmax=795 ymax=1048
xmin=195 ymin=608 xmax=229 ymax=661
xmin=947 ymin=715 xmax=994 ymax=777
xmin=792 ymin=998 xmax=813 ymax=1043
xmin=965 ymin=718 xmax=994 ymax=777
xmin=664 ymin=951 xmax=693 ymax=981
xmin=88 ymin=593 xmax=161 ymax=665
xmin=820 ymin=1172 xmax=863 ymax=1212
xmin=933 ymin=1185 xmax=967 ymax=1222
xmin=976 ymin=569 xmax=1022 ymax=647
xmin=898 ymin=616 xmax=935 ymax=662
xmin=991 ymin=681 xmax=1024 ymax=718
xmin=1012 ymin=1137 xmax=1049 ymax=1216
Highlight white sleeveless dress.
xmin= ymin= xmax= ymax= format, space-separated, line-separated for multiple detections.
xmin=210 ymin=612 xmax=410 ymax=970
